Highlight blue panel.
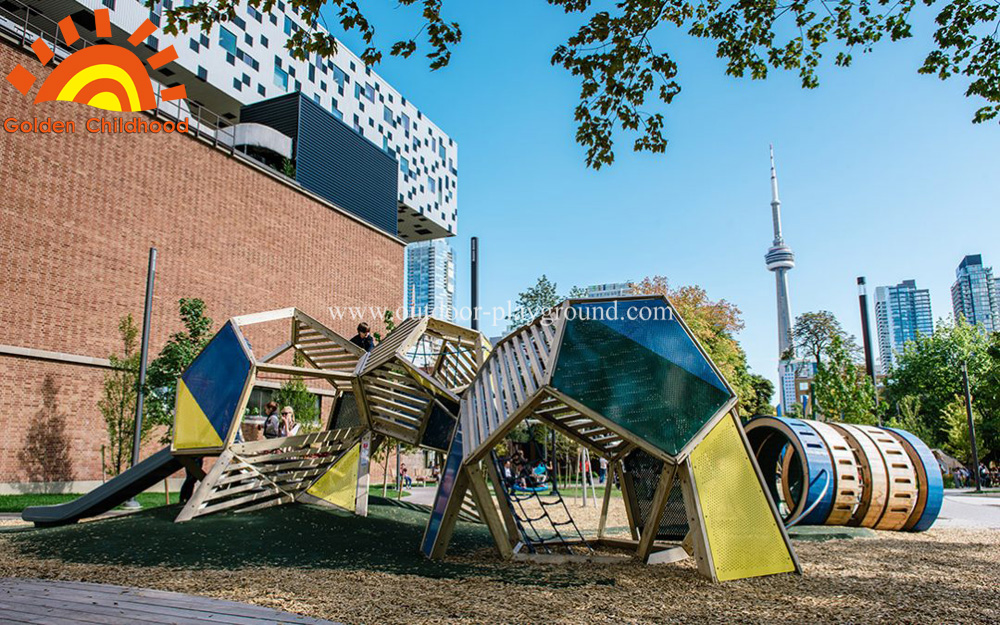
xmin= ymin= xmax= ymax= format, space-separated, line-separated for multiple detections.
xmin=886 ymin=427 xmax=944 ymax=532
xmin=422 ymin=425 xmax=464 ymax=557
xmin=181 ymin=321 xmax=253 ymax=442
xmin=746 ymin=416 xmax=835 ymax=525
xmin=571 ymin=299 xmax=728 ymax=392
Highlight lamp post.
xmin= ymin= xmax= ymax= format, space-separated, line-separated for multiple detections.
xmin=124 ymin=247 xmax=157 ymax=509
xmin=961 ymin=360 xmax=982 ymax=493
xmin=856 ymin=277 xmax=879 ymax=421
xmin=470 ymin=237 xmax=479 ymax=332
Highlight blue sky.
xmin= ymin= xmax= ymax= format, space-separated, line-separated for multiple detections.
xmin=327 ymin=1 xmax=1000 ymax=394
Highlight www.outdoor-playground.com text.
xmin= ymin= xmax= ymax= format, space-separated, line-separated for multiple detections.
xmin=327 ymin=300 xmax=673 ymax=329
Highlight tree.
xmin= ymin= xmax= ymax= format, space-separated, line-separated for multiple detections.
xmin=811 ymin=335 xmax=877 ymax=424
xmin=943 ymin=395 xmax=986 ymax=464
xmin=145 ymin=299 xmax=215 ymax=441
xmin=98 ymin=315 xmax=155 ymax=476
xmin=507 ymin=275 xmax=561 ymax=330
xmin=745 ymin=373 xmax=776 ymax=417
xmin=788 ymin=311 xmax=853 ymax=365
xmin=885 ymin=395 xmax=934 ymax=444
xmin=884 ymin=316 xmax=992 ymax=448
xmin=273 ymin=352 xmax=321 ymax=432
xmin=164 ymin=1 xmax=1000 ymax=169
xmin=631 ymin=276 xmax=759 ymax=414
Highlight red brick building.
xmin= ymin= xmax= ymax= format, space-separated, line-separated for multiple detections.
xmin=0 ymin=42 xmax=405 ymax=488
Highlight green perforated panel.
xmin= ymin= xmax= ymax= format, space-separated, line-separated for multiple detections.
xmin=551 ymin=315 xmax=732 ymax=458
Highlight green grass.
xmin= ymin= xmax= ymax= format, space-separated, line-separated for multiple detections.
xmin=0 ymin=492 xmax=179 ymax=514
xmin=0 ymin=487 xmax=411 ymax=514
xmin=2 ymin=498 xmax=611 ymax=587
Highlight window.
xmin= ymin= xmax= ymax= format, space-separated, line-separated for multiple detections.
xmin=219 ymin=27 xmax=237 ymax=55
xmin=428 ymin=177 xmax=436 ymax=193
xmin=331 ymin=106 xmax=342 ymax=120
xmin=260 ymin=35 xmax=268 ymax=47
xmin=102 ymin=0 xmax=115 ymax=10
xmin=383 ymin=107 xmax=394 ymax=126
xmin=197 ymin=66 xmax=207 ymax=81
xmin=400 ymin=112 xmax=410 ymax=133
xmin=332 ymin=65 xmax=346 ymax=88
xmin=354 ymin=82 xmax=374 ymax=102
xmin=274 ymin=66 xmax=289 ymax=91
xmin=258 ymin=84 xmax=266 ymax=96
xmin=439 ymin=143 xmax=446 ymax=159
xmin=247 ymin=5 xmax=262 ymax=21
xmin=284 ymin=16 xmax=296 ymax=35
xmin=400 ymin=157 xmax=409 ymax=176
xmin=232 ymin=77 xmax=242 ymax=91
xmin=188 ymin=39 xmax=198 ymax=52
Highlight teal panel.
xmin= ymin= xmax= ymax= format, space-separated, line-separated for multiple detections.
xmin=571 ymin=299 xmax=728 ymax=392
xmin=552 ymin=316 xmax=732 ymax=457
xmin=181 ymin=321 xmax=253 ymax=443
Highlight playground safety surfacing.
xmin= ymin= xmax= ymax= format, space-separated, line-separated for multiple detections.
xmin=0 ymin=498 xmax=997 ymax=624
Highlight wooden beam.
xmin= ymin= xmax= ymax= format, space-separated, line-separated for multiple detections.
xmin=597 ymin=462 xmax=616 ymax=539
xmin=486 ymin=455 xmax=519 ymax=546
xmin=636 ymin=463 xmax=677 ymax=562
xmin=466 ymin=462 xmax=512 ymax=559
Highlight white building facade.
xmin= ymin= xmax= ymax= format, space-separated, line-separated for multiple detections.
xmin=35 ymin=0 xmax=458 ymax=241
xmin=875 ymin=280 xmax=933 ymax=374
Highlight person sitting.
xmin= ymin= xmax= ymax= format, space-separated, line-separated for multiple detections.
xmin=503 ymin=460 xmax=515 ymax=488
xmin=280 ymin=406 xmax=297 ymax=436
xmin=350 ymin=322 xmax=375 ymax=352
xmin=259 ymin=402 xmax=282 ymax=439
xmin=530 ymin=461 xmax=548 ymax=487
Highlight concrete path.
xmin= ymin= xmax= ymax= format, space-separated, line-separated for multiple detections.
xmin=936 ymin=489 xmax=1000 ymax=530
xmin=0 ymin=578 xmax=341 ymax=624
xmin=402 ymin=486 xmax=438 ymax=506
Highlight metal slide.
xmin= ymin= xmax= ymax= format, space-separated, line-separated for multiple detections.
xmin=21 ymin=447 xmax=183 ymax=527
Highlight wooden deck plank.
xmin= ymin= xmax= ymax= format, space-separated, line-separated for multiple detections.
xmin=0 ymin=579 xmax=339 ymax=625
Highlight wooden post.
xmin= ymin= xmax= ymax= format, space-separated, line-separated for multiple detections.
xmin=597 ymin=461 xmax=615 ymax=538
xmin=618 ymin=461 xmax=640 ymax=540
xmin=354 ymin=431 xmax=372 ymax=517
xmin=486 ymin=455 xmax=519 ymax=544
xmin=467 ymin=462 xmax=512 ymax=559
xmin=636 ymin=463 xmax=676 ymax=562
xmin=678 ymin=458 xmax=717 ymax=581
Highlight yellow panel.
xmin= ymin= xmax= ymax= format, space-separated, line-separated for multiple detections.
xmin=689 ymin=415 xmax=796 ymax=581
xmin=306 ymin=443 xmax=360 ymax=511
xmin=173 ymin=378 xmax=224 ymax=451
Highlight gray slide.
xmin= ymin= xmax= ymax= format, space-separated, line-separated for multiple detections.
xmin=22 ymin=447 xmax=184 ymax=527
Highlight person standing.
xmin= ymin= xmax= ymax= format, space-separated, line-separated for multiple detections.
xmin=280 ymin=406 xmax=296 ymax=436
xmin=260 ymin=402 xmax=281 ymax=439
xmin=350 ymin=322 xmax=375 ymax=352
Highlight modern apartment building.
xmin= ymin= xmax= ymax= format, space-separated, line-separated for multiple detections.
xmin=24 ymin=0 xmax=458 ymax=241
xmin=584 ymin=282 xmax=634 ymax=298
xmin=875 ymin=280 xmax=934 ymax=374
xmin=951 ymin=255 xmax=998 ymax=332
xmin=406 ymin=239 xmax=455 ymax=320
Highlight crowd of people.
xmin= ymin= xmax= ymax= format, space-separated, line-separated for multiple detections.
xmin=501 ymin=450 xmax=550 ymax=489
xmin=953 ymin=463 xmax=1000 ymax=488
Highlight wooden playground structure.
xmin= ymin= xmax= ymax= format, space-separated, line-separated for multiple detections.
xmin=22 ymin=295 xmax=943 ymax=583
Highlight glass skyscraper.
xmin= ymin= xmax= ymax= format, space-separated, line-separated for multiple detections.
xmin=406 ymin=240 xmax=455 ymax=320
xmin=951 ymin=254 xmax=998 ymax=332
xmin=875 ymin=280 xmax=933 ymax=374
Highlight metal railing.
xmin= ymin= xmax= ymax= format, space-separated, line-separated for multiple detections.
xmin=0 ymin=0 xmax=265 ymax=157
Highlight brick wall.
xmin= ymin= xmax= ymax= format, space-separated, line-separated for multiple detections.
xmin=0 ymin=42 xmax=405 ymax=484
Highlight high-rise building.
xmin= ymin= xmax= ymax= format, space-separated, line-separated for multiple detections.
xmin=765 ymin=146 xmax=797 ymax=413
xmin=875 ymin=280 xmax=933 ymax=374
xmin=25 ymin=0 xmax=458 ymax=241
xmin=951 ymin=255 xmax=998 ymax=331
xmin=584 ymin=282 xmax=634 ymax=298
xmin=406 ymin=240 xmax=455 ymax=320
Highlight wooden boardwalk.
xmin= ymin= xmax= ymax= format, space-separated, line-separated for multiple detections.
xmin=0 ymin=578 xmax=341 ymax=624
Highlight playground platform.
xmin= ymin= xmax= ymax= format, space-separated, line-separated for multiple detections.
xmin=0 ymin=578 xmax=340 ymax=624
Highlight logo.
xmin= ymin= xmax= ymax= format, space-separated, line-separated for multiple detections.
xmin=5 ymin=8 xmax=185 ymax=112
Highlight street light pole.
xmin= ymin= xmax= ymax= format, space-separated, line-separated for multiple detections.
xmin=125 ymin=247 xmax=157 ymax=510
xmin=856 ymin=277 xmax=879 ymax=422
xmin=961 ymin=360 xmax=982 ymax=493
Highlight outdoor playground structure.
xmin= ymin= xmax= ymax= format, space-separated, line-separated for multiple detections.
xmin=22 ymin=296 xmax=943 ymax=583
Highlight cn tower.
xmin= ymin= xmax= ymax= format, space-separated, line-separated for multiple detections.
xmin=765 ymin=145 xmax=795 ymax=361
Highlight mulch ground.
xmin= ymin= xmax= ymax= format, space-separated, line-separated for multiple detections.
xmin=0 ymin=498 xmax=996 ymax=624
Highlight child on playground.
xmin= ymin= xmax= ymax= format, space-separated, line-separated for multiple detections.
xmin=531 ymin=461 xmax=548 ymax=486
xmin=259 ymin=402 xmax=281 ymax=439
xmin=400 ymin=463 xmax=412 ymax=488
xmin=350 ymin=322 xmax=375 ymax=352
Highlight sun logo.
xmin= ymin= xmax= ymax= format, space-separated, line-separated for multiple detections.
xmin=5 ymin=8 xmax=185 ymax=112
